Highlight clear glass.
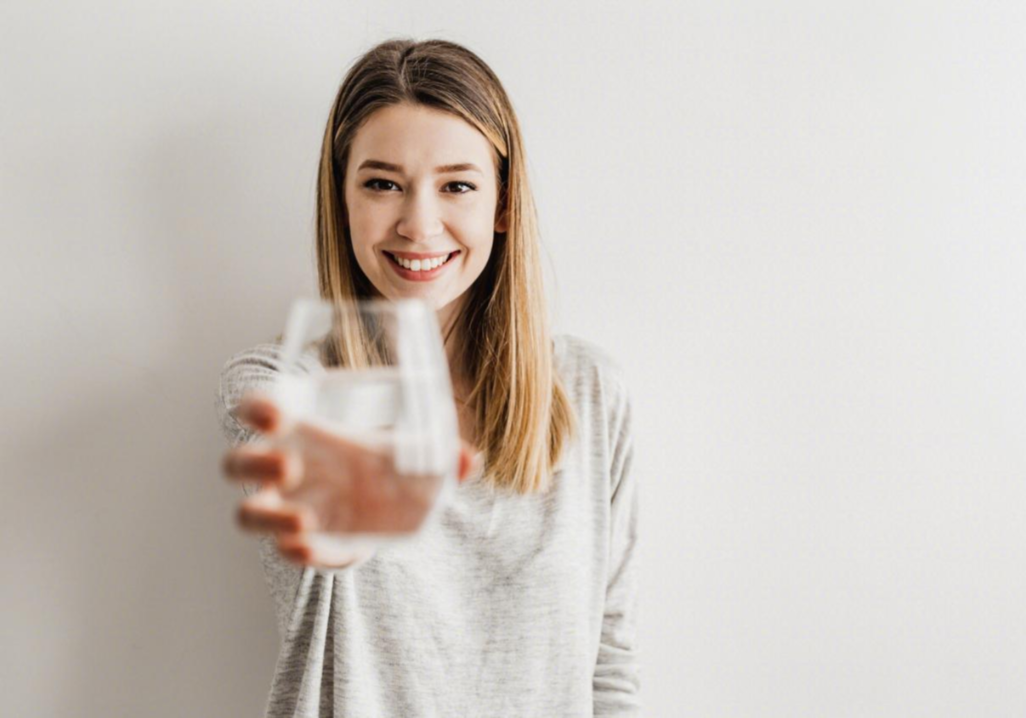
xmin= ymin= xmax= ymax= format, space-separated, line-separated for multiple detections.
xmin=260 ymin=297 xmax=460 ymax=553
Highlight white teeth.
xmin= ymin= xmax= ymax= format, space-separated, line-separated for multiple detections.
xmin=392 ymin=253 xmax=452 ymax=271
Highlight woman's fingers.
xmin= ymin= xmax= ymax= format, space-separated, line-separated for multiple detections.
xmin=276 ymin=537 xmax=312 ymax=564
xmin=228 ymin=403 xmax=479 ymax=566
xmin=237 ymin=488 xmax=314 ymax=534
xmin=234 ymin=392 xmax=290 ymax=435
xmin=222 ymin=446 xmax=303 ymax=491
xmin=239 ymin=489 xmax=370 ymax=569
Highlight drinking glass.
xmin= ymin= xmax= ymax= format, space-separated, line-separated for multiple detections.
xmin=257 ymin=297 xmax=460 ymax=553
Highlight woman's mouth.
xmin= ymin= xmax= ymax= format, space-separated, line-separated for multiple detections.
xmin=383 ymin=250 xmax=459 ymax=282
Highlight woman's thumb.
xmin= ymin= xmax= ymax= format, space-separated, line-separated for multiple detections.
xmin=457 ymin=440 xmax=481 ymax=483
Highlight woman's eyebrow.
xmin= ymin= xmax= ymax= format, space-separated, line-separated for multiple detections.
xmin=357 ymin=159 xmax=483 ymax=175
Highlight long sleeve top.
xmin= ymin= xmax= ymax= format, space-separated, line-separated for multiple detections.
xmin=216 ymin=333 xmax=641 ymax=717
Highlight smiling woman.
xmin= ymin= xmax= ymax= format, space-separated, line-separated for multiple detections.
xmin=216 ymin=37 xmax=640 ymax=717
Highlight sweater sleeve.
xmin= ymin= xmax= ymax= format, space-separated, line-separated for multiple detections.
xmin=215 ymin=344 xmax=312 ymax=641
xmin=216 ymin=343 xmax=281 ymax=454
xmin=593 ymin=375 xmax=642 ymax=716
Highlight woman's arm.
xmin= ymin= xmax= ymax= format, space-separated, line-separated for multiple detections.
xmin=593 ymin=379 xmax=642 ymax=716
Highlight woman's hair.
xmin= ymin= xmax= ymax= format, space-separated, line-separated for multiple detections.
xmin=314 ymin=37 xmax=575 ymax=494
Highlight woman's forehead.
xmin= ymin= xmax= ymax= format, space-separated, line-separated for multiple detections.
xmin=349 ymin=104 xmax=497 ymax=172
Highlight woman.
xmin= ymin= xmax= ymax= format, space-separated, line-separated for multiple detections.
xmin=217 ymin=38 xmax=640 ymax=717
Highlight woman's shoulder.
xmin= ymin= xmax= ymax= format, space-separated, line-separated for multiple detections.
xmin=551 ymin=334 xmax=633 ymax=488
xmin=552 ymin=333 xmax=630 ymax=398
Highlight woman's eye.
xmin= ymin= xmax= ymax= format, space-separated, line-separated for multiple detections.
xmin=364 ymin=179 xmax=398 ymax=192
xmin=362 ymin=179 xmax=476 ymax=194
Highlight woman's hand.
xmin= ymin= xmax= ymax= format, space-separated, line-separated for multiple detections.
xmin=221 ymin=391 xmax=480 ymax=569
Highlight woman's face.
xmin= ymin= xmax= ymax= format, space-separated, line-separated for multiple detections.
xmin=343 ymin=103 xmax=507 ymax=328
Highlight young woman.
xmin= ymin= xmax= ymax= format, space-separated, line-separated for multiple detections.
xmin=217 ymin=38 xmax=640 ymax=717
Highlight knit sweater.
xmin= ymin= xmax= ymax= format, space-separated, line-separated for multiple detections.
xmin=216 ymin=333 xmax=640 ymax=717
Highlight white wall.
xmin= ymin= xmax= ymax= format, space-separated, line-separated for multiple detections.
xmin=3 ymin=2 xmax=1024 ymax=716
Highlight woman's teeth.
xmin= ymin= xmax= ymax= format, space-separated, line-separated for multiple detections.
xmin=389 ymin=252 xmax=453 ymax=271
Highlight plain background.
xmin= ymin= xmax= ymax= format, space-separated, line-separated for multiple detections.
xmin=2 ymin=2 xmax=1024 ymax=716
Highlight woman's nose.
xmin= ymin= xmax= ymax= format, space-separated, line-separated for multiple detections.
xmin=396 ymin=190 xmax=444 ymax=242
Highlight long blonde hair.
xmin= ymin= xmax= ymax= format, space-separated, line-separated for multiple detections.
xmin=314 ymin=37 xmax=575 ymax=494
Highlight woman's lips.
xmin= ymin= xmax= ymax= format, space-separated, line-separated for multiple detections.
xmin=384 ymin=250 xmax=459 ymax=282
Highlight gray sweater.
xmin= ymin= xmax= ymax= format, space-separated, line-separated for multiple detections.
xmin=216 ymin=334 xmax=640 ymax=717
